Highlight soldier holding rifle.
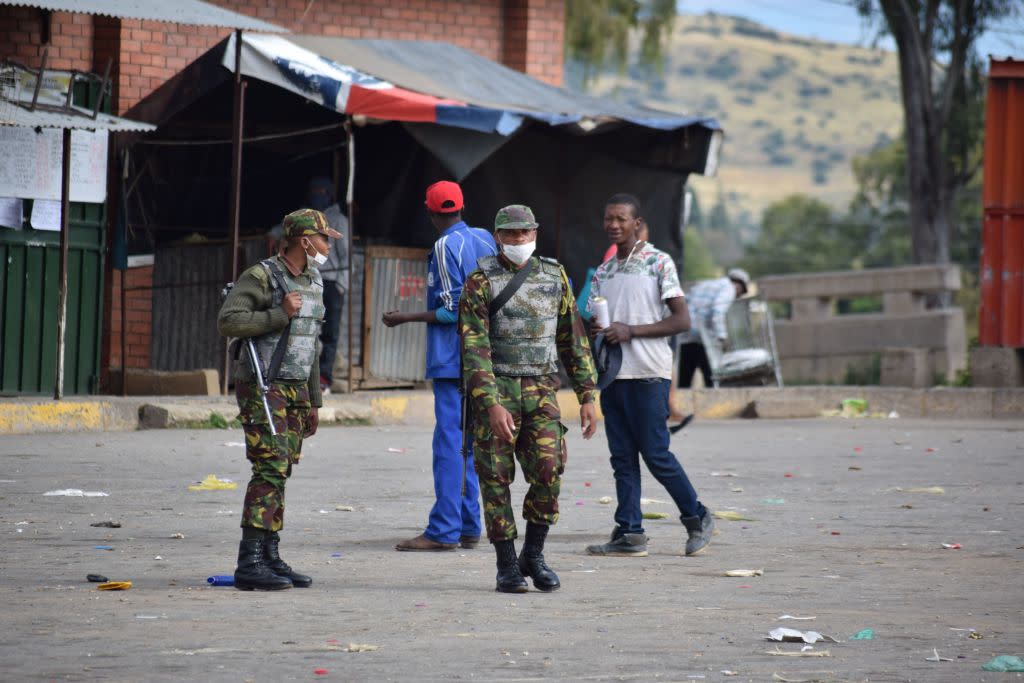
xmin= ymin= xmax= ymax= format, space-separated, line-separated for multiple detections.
xmin=218 ymin=208 xmax=340 ymax=591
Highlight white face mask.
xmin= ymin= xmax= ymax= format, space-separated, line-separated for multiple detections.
xmin=502 ymin=240 xmax=536 ymax=265
xmin=304 ymin=239 xmax=328 ymax=268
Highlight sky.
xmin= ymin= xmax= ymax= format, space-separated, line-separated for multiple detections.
xmin=678 ymin=0 xmax=1024 ymax=60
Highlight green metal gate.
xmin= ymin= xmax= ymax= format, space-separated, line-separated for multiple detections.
xmin=0 ymin=201 xmax=105 ymax=395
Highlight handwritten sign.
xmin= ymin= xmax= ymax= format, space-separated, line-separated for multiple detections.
xmin=0 ymin=127 xmax=108 ymax=203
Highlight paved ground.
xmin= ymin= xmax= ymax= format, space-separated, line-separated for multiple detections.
xmin=1 ymin=418 xmax=1022 ymax=682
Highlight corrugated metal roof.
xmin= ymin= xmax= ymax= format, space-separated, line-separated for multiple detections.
xmin=0 ymin=102 xmax=155 ymax=131
xmin=0 ymin=0 xmax=287 ymax=32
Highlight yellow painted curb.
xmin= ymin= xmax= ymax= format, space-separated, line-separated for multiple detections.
xmin=0 ymin=401 xmax=105 ymax=435
xmin=370 ymin=396 xmax=411 ymax=423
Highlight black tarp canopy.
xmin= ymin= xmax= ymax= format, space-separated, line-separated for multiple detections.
xmin=125 ymin=33 xmax=723 ymax=288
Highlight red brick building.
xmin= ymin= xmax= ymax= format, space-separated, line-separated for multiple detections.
xmin=2 ymin=0 xmax=565 ymax=117
xmin=1 ymin=0 xmax=566 ymax=384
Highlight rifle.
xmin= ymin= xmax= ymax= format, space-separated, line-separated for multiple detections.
xmin=244 ymin=338 xmax=277 ymax=437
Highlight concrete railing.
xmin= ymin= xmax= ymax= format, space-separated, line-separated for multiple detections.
xmin=757 ymin=265 xmax=967 ymax=386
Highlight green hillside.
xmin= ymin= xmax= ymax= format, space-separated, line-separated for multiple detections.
xmin=570 ymin=12 xmax=904 ymax=251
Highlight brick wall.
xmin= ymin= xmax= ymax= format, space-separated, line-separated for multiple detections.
xmin=2 ymin=2 xmax=565 ymax=114
xmin=0 ymin=8 xmax=93 ymax=71
xmin=503 ymin=0 xmax=565 ymax=87
xmin=103 ymin=265 xmax=154 ymax=371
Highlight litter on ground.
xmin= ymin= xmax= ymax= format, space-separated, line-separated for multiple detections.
xmin=925 ymin=648 xmax=953 ymax=662
xmin=188 ymin=475 xmax=238 ymax=491
xmin=982 ymin=656 xmax=1024 ymax=672
xmin=725 ymin=569 xmax=764 ymax=577
xmin=341 ymin=643 xmax=379 ymax=652
xmin=44 ymin=489 xmax=109 ymax=497
xmin=767 ymin=628 xmax=839 ymax=644
xmin=764 ymin=648 xmax=831 ymax=657
xmin=714 ymin=510 xmax=755 ymax=521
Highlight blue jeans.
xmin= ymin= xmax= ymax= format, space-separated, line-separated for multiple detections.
xmin=425 ymin=379 xmax=482 ymax=544
xmin=600 ymin=378 xmax=706 ymax=535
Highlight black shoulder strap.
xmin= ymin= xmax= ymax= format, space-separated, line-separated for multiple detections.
xmin=263 ymin=259 xmax=293 ymax=382
xmin=489 ymin=257 xmax=534 ymax=316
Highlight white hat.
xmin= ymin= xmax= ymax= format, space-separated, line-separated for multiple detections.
xmin=727 ymin=268 xmax=751 ymax=294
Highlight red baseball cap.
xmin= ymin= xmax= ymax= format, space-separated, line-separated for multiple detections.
xmin=425 ymin=181 xmax=464 ymax=213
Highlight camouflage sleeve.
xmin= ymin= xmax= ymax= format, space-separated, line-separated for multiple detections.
xmin=459 ymin=270 xmax=499 ymax=412
xmin=217 ymin=266 xmax=290 ymax=339
xmin=555 ymin=265 xmax=598 ymax=404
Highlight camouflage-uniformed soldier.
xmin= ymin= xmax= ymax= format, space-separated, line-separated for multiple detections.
xmin=218 ymin=208 xmax=341 ymax=591
xmin=459 ymin=204 xmax=598 ymax=593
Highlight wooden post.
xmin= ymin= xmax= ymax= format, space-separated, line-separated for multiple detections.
xmin=54 ymin=128 xmax=72 ymax=400
xmin=223 ymin=29 xmax=246 ymax=394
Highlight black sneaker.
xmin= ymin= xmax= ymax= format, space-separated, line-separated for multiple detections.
xmin=681 ymin=510 xmax=714 ymax=556
xmin=585 ymin=531 xmax=648 ymax=557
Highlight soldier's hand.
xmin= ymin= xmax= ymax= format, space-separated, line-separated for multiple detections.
xmin=580 ymin=402 xmax=597 ymax=440
xmin=304 ymin=407 xmax=319 ymax=437
xmin=282 ymin=291 xmax=302 ymax=318
xmin=382 ymin=310 xmax=405 ymax=327
xmin=602 ymin=322 xmax=633 ymax=344
xmin=487 ymin=404 xmax=516 ymax=443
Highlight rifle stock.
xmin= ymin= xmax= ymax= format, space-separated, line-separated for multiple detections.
xmin=244 ymin=339 xmax=277 ymax=437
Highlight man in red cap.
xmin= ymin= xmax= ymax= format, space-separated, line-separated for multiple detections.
xmin=383 ymin=181 xmax=497 ymax=551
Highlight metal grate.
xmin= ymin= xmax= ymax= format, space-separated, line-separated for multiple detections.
xmin=363 ymin=246 xmax=429 ymax=383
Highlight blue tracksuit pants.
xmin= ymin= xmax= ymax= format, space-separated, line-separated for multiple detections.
xmin=424 ymin=378 xmax=482 ymax=544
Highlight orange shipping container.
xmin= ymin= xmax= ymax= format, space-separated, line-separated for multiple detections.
xmin=979 ymin=58 xmax=1024 ymax=348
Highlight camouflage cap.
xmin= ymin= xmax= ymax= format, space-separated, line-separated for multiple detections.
xmin=283 ymin=208 xmax=342 ymax=239
xmin=494 ymin=204 xmax=539 ymax=230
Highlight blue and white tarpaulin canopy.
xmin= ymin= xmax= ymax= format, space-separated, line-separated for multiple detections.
xmin=224 ymin=33 xmax=721 ymax=165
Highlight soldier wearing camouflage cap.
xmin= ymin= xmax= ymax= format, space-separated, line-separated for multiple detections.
xmin=218 ymin=207 xmax=339 ymax=591
xmin=459 ymin=203 xmax=599 ymax=593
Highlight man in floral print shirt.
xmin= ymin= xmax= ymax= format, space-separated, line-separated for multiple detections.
xmin=585 ymin=193 xmax=715 ymax=558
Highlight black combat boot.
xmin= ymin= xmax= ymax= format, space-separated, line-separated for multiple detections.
xmin=518 ymin=522 xmax=560 ymax=592
xmin=265 ymin=531 xmax=313 ymax=587
xmin=493 ymin=539 xmax=529 ymax=593
xmin=234 ymin=534 xmax=293 ymax=591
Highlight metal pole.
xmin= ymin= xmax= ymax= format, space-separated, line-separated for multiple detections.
xmin=223 ymin=29 xmax=246 ymax=395
xmin=54 ymin=128 xmax=72 ymax=400
xmin=344 ymin=117 xmax=355 ymax=395
xmin=120 ymin=152 xmax=129 ymax=396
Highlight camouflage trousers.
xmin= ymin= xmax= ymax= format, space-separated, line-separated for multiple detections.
xmin=473 ymin=374 xmax=568 ymax=542
xmin=235 ymin=380 xmax=311 ymax=532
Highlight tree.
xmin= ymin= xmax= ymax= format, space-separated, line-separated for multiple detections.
xmin=853 ymin=0 xmax=1014 ymax=299
xmin=846 ymin=137 xmax=913 ymax=268
xmin=565 ymin=0 xmax=676 ymax=84
xmin=681 ymin=228 xmax=718 ymax=282
xmin=741 ymin=195 xmax=855 ymax=276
